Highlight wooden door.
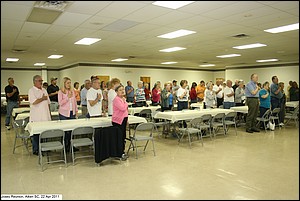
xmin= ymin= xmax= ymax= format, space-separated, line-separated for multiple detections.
xmin=96 ymin=75 xmax=110 ymax=85
xmin=140 ymin=76 xmax=150 ymax=90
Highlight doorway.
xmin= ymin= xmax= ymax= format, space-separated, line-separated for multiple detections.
xmin=96 ymin=75 xmax=110 ymax=87
xmin=140 ymin=76 xmax=151 ymax=90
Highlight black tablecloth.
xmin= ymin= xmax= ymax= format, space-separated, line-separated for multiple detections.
xmin=94 ymin=126 xmax=124 ymax=164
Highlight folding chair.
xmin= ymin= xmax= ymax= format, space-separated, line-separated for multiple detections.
xmin=270 ymin=108 xmax=281 ymax=129
xmin=70 ymin=126 xmax=94 ymax=165
xmin=224 ymin=112 xmax=238 ymax=136
xmin=211 ymin=113 xmax=226 ymax=137
xmin=127 ymin=122 xmax=156 ymax=159
xmin=198 ymin=114 xmax=212 ymax=140
xmin=12 ymin=118 xmax=31 ymax=154
xmin=285 ymin=105 xmax=299 ymax=127
xmin=139 ymin=109 xmax=152 ymax=122
xmin=39 ymin=129 xmax=67 ymax=171
xmin=256 ymin=109 xmax=271 ymax=132
xmin=178 ymin=117 xmax=203 ymax=147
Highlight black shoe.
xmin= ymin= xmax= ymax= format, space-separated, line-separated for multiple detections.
xmin=251 ymin=128 xmax=260 ymax=132
xmin=246 ymin=129 xmax=253 ymax=133
xmin=33 ymin=151 xmax=38 ymax=156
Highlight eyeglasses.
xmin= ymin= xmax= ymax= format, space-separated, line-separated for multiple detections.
xmin=36 ymin=80 xmax=43 ymax=82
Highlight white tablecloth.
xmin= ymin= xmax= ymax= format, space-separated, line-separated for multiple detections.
xmin=190 ymin=103 xmax=204 ymax=109
xmin=154 ymin=108 xmax=234 ymax=123
xmin=128 ymin=106 xmax=161 ymax=115
xmin=286 ymin=101 xmax=299 ymax=108
xmin=230 ymin=106 xmax=248 ymax=114
xmin=12 ymin=107 xmax=30 ymax=116
xmin=20 ymin=100 xmax=30 ymax=106
xmin=15 ymin=110 xmax=82 ymax=120
xmin=25 ymin=115 xmax=147 ymax=136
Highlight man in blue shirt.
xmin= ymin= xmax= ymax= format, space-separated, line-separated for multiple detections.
xmin=244 ymin=73 xmax=260 ymax=133
xmin=270 ymin=76 xmax=284 ymax=126
xmin=125 ymin=81 xmax=134 ymax=103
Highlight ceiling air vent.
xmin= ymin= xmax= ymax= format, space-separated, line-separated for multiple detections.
xmin=232 ymin=33 xmax=249 ymax=39
xmin=27 ymin=1 xmax=70 ymax=24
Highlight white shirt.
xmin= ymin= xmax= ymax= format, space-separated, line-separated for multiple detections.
xmin=108 ymin=89 xmax=117 ymax=115
xmin=28 ymin=86 xmax=51 ymax=122
xmin=177 ymin=87 xmax=189 ymax=102
xmin=213 ymin=85 xmax=223 ymax=98
xmin=87 ymin=87 xmax=103 ymax=117
xmin=223 ymin=87 xmax=234 ymax=102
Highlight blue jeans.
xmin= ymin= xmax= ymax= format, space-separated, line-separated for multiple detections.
xmin=5 ymin=100 xmax=18 ymax=126
xmin=223 ymin=102 xmax=235 ymax=109
xmin=59 ymin=111 xmax=76 ymax=152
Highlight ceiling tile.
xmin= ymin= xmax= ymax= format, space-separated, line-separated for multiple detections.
xmin=53 ymin=12 xmax=92 ymax=27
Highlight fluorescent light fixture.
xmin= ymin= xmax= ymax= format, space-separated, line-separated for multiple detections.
xmin=48 ymin=55 xmax=63 ymax=59
xmin=111 ymin=58 xmax=128 ymax=62
xmin=199 ymin=64 xmax=215 ymax=67
xmin=159 ymin=47 xmax=186 ymax=52
xmin=34 ymin=63 xmax=45 ymax=66
xmin=216 ymin=54 xmax=241 ymax=58
xmin=233 ymin=43 xmax=266 ymax=49
xmin=256 ymin=59 xmax=278 ymax=62
xmin=264 ymin=23 xmax=299 ymax=33
xmin=152 ymin=1 xmax=195 ymax=9
xmin=6 ymin=58 xmax=19 ymax=62
xmin=74 ymin=38 xmax=101 ymax=45
xmin=158 ymin=29 xmax=196 ymax=39
xmin=161 ymin=61 xmax=178 ymax=64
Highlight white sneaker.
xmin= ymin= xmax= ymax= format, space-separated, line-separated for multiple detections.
xmin=279 ymin=123 xmax=284 ymax=126
xmin=5 ymin=126 xmax=10 ymax=130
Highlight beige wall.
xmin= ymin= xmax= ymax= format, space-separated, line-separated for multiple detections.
xmin=225 ymin=66 xmax=299 ymax=92
xmin=1 ymin=69 xmax=59 ymax=94
xmin=60 ymin=65 xmax=214 ymax=88
xmin=2 ymin=65 xmax=299 ymax=95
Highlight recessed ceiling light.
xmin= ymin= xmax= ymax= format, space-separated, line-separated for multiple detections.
xmin=34 ymin=63 xmax=45 ymax=66
xmin=199 ymin=64 xmax=215 ymax=67
xmin=161 ymin=62 xmax=178 ymax=64
xmin=111 ymin=58 xmax=128 ymax=62
xmin=264 ymin=23 xmax=299 ymax=33
xmin=157 ymin=29 xmax=196 ymax=39
xmin=216 ymin=54 xmax=241 ymax=58
xmin=159 ymin=47 xmax=186 ymax=52
xmin=48 ymin=55 xmax=63 ymax=59
xmin=6 ymin=58 xmax=19 ymax=62
xmin=233 ymin=43 xmax=266 ymax=49
xmin=152 ymin=1 xmax=195 ymax=9
xmin=256 ymin=59 xmax=278 ymax=62
xmin=74 ymin=38 xmax=101 ymax=45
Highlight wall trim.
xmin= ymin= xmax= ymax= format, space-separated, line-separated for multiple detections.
xmin=2 ymin=61 xmax=298 ymax=72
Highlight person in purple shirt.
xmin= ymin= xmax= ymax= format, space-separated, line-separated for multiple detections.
xmin=244 ymin=73 xmax=261 ymax=133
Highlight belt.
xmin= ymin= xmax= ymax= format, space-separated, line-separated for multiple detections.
xmin=246 ymin=97 xmax=258 ymax=99
xmin=81 ymin=105 xmax=87 ymax=106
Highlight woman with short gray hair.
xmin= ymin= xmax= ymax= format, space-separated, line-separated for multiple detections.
xmin=235 ymin=80 xmax=246 ymax=106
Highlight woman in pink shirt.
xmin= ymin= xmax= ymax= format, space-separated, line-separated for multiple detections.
xmin=112 ymin=85 xmax=128 ymax=159
xmin=58 ymin=77 xmax=78 ymax=152
xmin=58 ymin=77 xmax=78 ymax=120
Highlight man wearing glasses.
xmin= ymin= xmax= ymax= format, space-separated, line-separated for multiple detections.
xmin=28 ymin=75 xmax=51 ymax=155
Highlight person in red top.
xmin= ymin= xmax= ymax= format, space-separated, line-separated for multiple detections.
xmin=151 ymin=81 xmax=161 ymax=106
xmin=144 ymin=82 xmax=151 ymax=101
xmin=190 ymin=82 xmax=197 ymax=104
